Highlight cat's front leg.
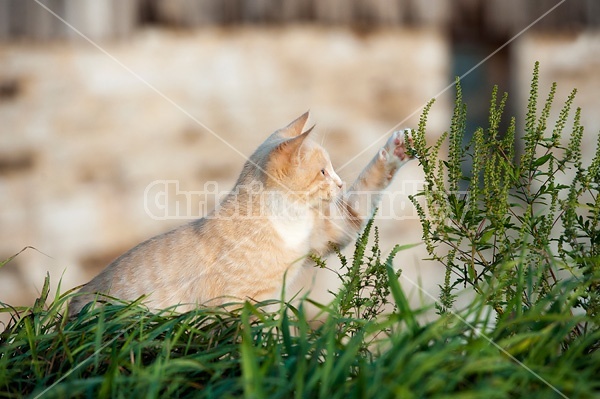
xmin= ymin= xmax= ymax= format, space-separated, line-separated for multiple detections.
xmin=345 ymin=128 xmax=415 ymax=217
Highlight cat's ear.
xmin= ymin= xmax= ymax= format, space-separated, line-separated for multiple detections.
xmin=279 ymin=111 xmax=310 ymax=138
xmin=274 ymin=124 xmax=315 ymax=159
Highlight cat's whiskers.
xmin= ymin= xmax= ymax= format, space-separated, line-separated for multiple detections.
xmin=333 ymin=196 xmax=350 ymax=217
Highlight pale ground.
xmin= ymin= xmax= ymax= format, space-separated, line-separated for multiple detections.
xmin=0 ymin=27 xmax=598 ymax=327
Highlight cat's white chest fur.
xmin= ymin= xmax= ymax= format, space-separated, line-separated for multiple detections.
xmin=270 ymin=214 xmax=314 ymax=249
xmin=267 ymin=195 xmax=314 ymax=249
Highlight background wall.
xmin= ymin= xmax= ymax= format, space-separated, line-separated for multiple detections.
xmin=1 ymin=0 xmax=599 ymax=327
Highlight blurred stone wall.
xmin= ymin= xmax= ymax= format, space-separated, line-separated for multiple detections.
xmin=2 ymin=0 xmax=598 ymax=41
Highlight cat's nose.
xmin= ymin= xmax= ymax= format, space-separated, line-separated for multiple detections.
xmin=332 ymin=172 xmax=343 ymax=188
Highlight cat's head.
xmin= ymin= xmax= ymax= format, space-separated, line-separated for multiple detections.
xmin=239 ymin=112 xmax=343 ymax=206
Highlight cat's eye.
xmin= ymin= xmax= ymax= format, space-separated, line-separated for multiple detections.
xmin=321 ymin=168 xmax=326 ymax=176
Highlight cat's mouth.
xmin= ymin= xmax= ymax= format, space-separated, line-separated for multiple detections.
xmin=304 ymin=182 xmax=342 ymax=205
xmin=320 ymin=187 xmax=341 ymax=203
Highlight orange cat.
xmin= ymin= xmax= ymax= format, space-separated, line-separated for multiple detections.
xmin=68 ymin=113 xmax=414 ymax=315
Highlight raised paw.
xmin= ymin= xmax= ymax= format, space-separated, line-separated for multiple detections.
xmin=376 ymin=128 xmax=415 ymax=181
xmin=379 ymin=129 xmax=415 ymax=164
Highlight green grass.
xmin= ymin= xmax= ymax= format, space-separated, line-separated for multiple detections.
xmin=2 ymin=64 xmax=600 ymax=398
xmin=1 ymin=228 xmax=598 ymax=398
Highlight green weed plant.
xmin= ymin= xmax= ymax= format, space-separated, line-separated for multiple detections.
xmin=409 ymin=62 xmax=600 ymax=332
